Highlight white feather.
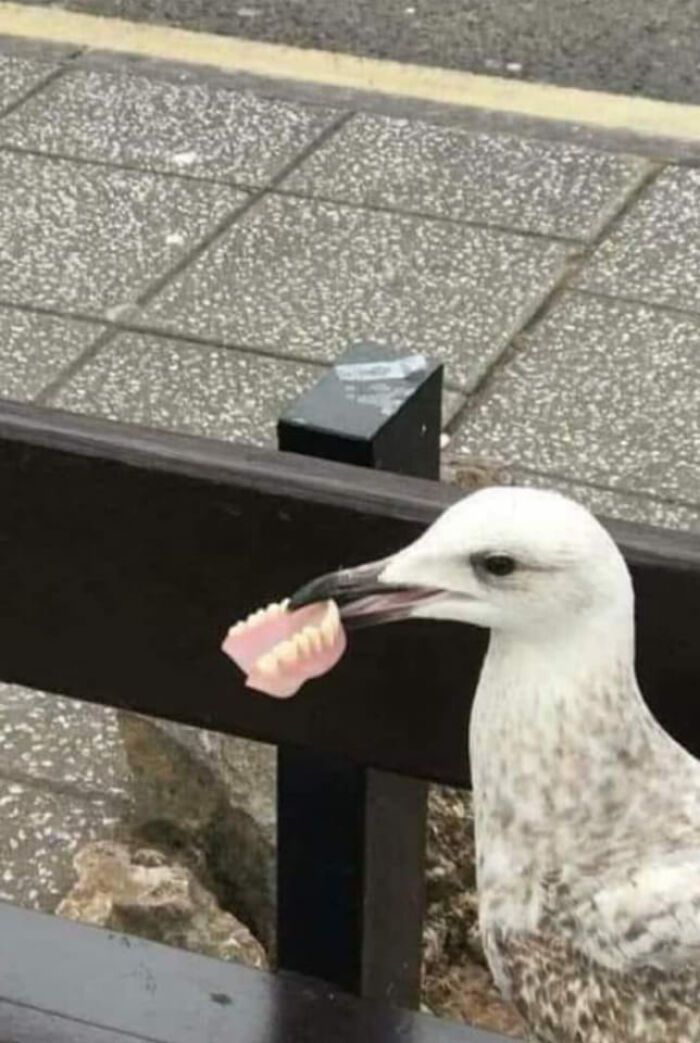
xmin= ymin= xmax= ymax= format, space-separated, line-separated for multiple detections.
xmin=379 ymin=486 xmax=700 ymax=1039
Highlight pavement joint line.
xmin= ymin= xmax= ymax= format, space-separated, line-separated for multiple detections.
xmin=443 ymin=454 xmax=700 ymax=517
xmin=1 ymin=3 xmax=700 ymax=142
xmin=447 ymin=247 xmax=597 ymax=424
xmin=37 ymin=112 xmax=353 ymax=401
xmin=0 ymin=297 xmax=106 ymax=328
xmin=0 ymin=763 xmax=130 ymax=810
xmin=271 ymin=186 xmax=585 ymax=245
xmin=124 ymin=108 xmax=353 ymax=310
xmin=77 ymin=318 xmax=335 ymax=371
xmin=102 ymin=317 xmax=464 ymax=392
xmin=0 ymin=296 xmax=330 ymax=373
xmin=56 ymin=312 xmax=479 ymax=393
xmin=14 ymin=278 xmax=700 ymax=374
xmin=0 ymin=297 xmax=468 ymax=388
xmin=571 ymin=285 xmax=700 ymax=324
xmin=445 ymin=248 xmax=587 ymax=436
xmin=0 ymin=142 xmax=583 ymax=245
xmin=501 ymin=464 xmax=700 ymax=517
xmin=445 ymin=162 xmax=668 ymax=439
xmin=582 ymin=161 xmax=665 ymax=250
xmin=494 ymin=164 xmax=667 ymax=340
xmin=581 ymin=160 xmax=663 ymax=246
xmin=0 ymin=47 xmax=78 ymax=121
xmin=49 ymin=318 xmax=335 ymax=380
xmin=0 ymin=140 xmax=253 ymax=189
xmin=35 ymin=323 xmax=124 ymax=404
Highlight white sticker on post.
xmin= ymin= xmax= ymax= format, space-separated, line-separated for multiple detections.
xmin=334 ymin=355 xmax=428 ymax=383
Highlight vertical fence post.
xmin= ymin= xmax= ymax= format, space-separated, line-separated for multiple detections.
xmin=276 ymin=344 xmax=443 ymax=1007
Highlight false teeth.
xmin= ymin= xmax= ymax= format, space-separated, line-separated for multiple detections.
xmin=222 ymin=597 xmax=347 ymax=698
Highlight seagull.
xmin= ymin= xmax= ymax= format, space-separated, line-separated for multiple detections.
xmin=289 ymin=486 xmax=700 ymax=1043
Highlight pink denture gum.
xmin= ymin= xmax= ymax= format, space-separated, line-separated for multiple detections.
xmin=221 ymin=599 xmax=347 ymax=698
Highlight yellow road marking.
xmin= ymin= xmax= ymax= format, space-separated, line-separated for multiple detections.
xmin=1 ymin=1 xmax=700 ymax=142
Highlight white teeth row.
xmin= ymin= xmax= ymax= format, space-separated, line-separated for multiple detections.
xmin=230 ymin=598 xmax=289 ymax=634
xmin=257 ymin=602 xmax=341 ymax=677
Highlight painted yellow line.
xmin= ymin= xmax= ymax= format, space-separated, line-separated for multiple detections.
xmin=1 ymin=1 xmax=700 ymax=142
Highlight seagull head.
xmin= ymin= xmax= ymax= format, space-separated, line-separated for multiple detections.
xmin=290 ymin=486 xmax=633 ymax=639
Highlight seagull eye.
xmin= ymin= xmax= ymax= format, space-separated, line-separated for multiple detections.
xmin=482 ymin=554 xmax=517 ymax=577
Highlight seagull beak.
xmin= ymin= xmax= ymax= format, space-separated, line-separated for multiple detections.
xmin=288 ymin=557 xmax=444 ymax=629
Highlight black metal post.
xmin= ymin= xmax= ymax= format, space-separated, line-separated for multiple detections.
xmin=276 ymin=344 xmax=443 ymax=1006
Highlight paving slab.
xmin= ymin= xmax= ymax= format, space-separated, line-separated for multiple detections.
xmin=442 ymin=388 xmax=465 ymax=427
xmin=52 ymin=330 xmax=324 ymax=445
xmin=511 ymin=472 xmax=700 ymax=534
xmin=0 ymin=684 xmax=129 ymax=798
xmin=577 ymin=167 xmax=700 ymax=314
xmin=0 ymin=150 xmax=247 ymax=318
xmin=283 ymin=113 xmax=650 ymax=241
xmin=442 ymin=457 xmax=700 ymax=534
xmin=52 ymin=329 xmax=463 ymax=440
xmin=0 ymin=305 xmax=102 ymax=400
xmin=141 ymin=194 xmax=571 ymax=389
xmin=0 ymin=777 xmax=121 ymax=912
xmin=0 ymin=52 xmax=59 ymax=114
xmin=0 ymin=66 xmax=340 ymax=184
xmin=451 ymin=292 xmax=700 ymax=504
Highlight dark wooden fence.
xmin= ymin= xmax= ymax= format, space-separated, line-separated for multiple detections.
xmin=1 ymin=368 xmax=699 ymax=1042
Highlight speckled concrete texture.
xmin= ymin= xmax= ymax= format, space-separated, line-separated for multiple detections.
xmin=283 ymin=114 xmax=650 ymax=241
xmin=0 ymin=53 xmax=59 ymax=113
xmin=0 ymin=682 xmax=129 ymax=913
xmin=451 ymin=292 xmax=700 ymax=504
xmin=0 ymin=150 xmax=247 ymax=317
xmin=52 ymin=331 xmax=324 ymax=444
xmin=0 ymin=305 xmax=102 ymax=400
xmin=0 ymin=778 xmax=122 ymax=911
xmin=0 ymin=684 xmax=129 ymax=797
xmin=443 ymin=456 xmax=700 ymax=533
xmin=141 ymin=194 xmax=571 ymax=389
xmin=510 ymin=472 xmax=700 ymax=534
xmin=442 ymin=388 xmax=465 ymax=427
xmin=0 ymin=66 xmax=339 ymax=184
xmin=577 ymin=167 xmax=700 ymax=313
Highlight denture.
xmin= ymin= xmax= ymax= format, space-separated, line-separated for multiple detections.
xmin=221 ymin=599 xmax=346 ymax=698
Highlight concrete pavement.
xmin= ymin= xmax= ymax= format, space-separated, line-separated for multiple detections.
xmin=0 ymin=28 xmax=696 ymax=528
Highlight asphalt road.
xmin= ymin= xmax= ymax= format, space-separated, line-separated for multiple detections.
xmin=18 ymin=0 xmax=700 ymax=104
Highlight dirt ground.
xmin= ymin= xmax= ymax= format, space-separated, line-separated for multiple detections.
xmin=422 ymin=787 xmax=524 ymax=1037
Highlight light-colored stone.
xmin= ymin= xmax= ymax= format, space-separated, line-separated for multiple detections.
xmin=0 ymin=777 xmax=122 ymax=912
xmin=57 ymin=840 xmax=267 ymax=968
xmin=118 ymin=714 xmax=276 ymax=950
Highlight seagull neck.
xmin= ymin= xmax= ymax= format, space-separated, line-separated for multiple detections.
xmin=482 ymin=604 xmax=637 ymax=698
xmin=470 ymin=606 xmax=657 ymax=868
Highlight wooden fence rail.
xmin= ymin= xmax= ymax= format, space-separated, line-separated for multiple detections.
xmin=1 ymin=387 xmax=699 ymax=1043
